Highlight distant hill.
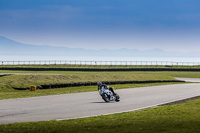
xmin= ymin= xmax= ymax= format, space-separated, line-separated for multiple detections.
xmin=0 ymin=36 xmax=73 ymax=55
xmin=0 ymin=36 xmax=199 ymax=57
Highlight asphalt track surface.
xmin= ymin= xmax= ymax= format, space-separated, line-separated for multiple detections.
xmin=1 ymin=78 xmax=200 ymax=124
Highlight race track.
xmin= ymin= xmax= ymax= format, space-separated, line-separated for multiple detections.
xmin=1 ymin=78 xmax=200 ymax=124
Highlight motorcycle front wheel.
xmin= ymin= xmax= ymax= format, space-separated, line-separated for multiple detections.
xmin=102 ymin=93 xmax=110 ymax=102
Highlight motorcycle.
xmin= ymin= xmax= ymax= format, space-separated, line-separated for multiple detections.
xmin=98 ymin=87 xmax=120 ymax=102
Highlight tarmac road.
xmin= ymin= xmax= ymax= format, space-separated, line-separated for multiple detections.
xmin=175 ymin=77 xmax=200 ymax=82
xmin=1 ymin=78 xmax=200 ymax=124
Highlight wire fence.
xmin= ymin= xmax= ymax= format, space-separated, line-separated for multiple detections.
xmin=1 ymin=60 xmax=200 ymax=66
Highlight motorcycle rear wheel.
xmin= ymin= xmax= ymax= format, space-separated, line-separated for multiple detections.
xmin=115 ymin=93 xmax=120 ymax=102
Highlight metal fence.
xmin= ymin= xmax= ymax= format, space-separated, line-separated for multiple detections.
xmin=1 ymin=60 xmax=200 ymax=66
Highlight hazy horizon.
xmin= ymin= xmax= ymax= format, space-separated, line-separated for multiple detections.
xmin=1 ymin=0 xmax=200 ymax=52
xmin=1 ymin=36 xmax=200 ymax=63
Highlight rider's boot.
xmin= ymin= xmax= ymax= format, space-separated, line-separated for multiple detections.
xmin=113 ymin=92 xmax=117 ymax=96
xmin=109 ymin=87 xmax=116 ymax=96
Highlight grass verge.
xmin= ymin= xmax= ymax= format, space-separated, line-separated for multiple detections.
xmin=0 ymin=97 xmax=200 ymax=133
xmin=0 ymin=71 xmax=174 ymax=89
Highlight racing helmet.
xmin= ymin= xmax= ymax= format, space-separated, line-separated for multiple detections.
xmin=97 ymin=81 xmax=102 ymax=86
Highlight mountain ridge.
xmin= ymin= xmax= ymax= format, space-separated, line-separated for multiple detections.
xmin=0 ymin=36 xmax=199 ymax=57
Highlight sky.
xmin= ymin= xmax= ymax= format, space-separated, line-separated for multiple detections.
xmin=0 ymin=0 xmax=200 ymax=52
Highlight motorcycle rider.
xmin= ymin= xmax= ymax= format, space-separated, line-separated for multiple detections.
xmin=97 ymin=81 xmax=116 ymax=95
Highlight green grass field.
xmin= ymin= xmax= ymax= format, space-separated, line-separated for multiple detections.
xmin=1 ymin=70 xmax=200 ymax=100
xmin=0 ymin=97 xmax=200 ymax=133
xmin=0 ymin=71 xmax=174 ymax=88
xmin=0 ymin=70 xmax=187 ymax=100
